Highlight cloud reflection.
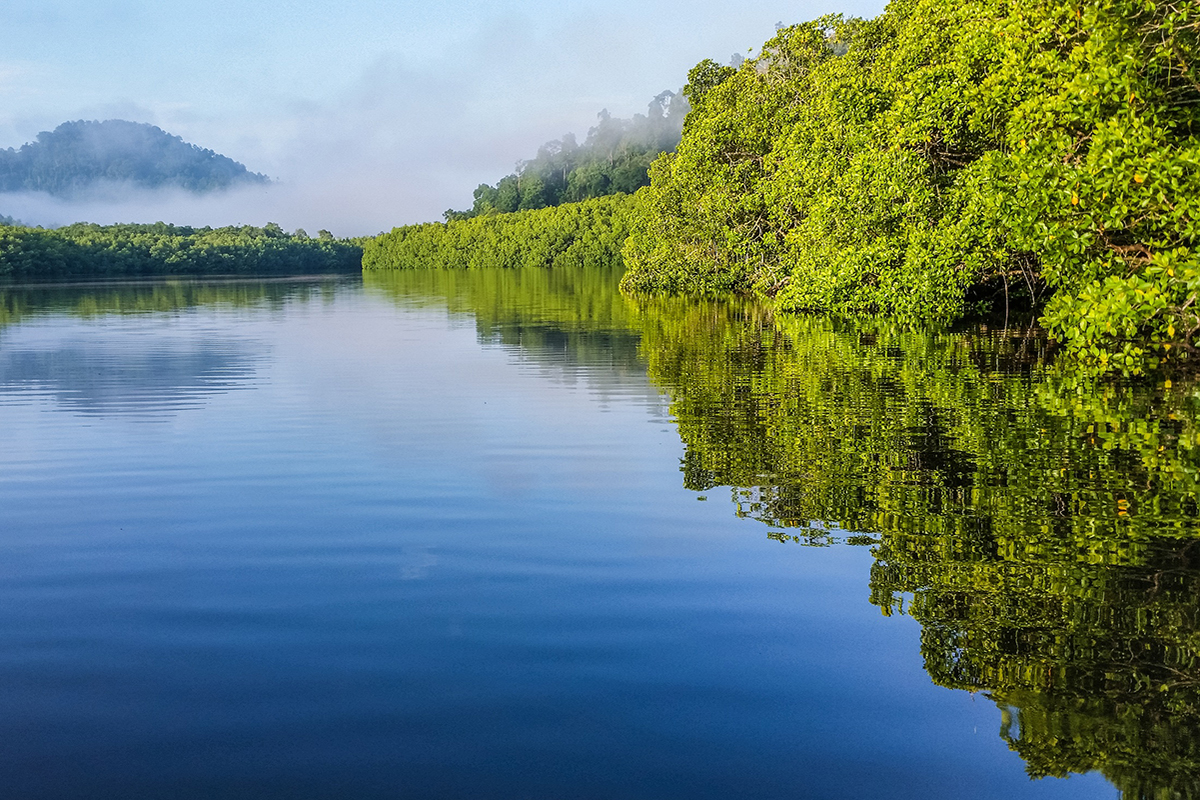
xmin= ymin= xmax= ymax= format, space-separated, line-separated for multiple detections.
xmin=0 ymin=325 xmax=260 ymax=417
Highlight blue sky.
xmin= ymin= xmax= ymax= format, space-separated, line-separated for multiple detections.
xmin=0 ymin=0 xmax=885 ymax=234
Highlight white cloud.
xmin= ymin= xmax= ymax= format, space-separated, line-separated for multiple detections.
xmin=0 ymin=1 xmax=888 ymax=234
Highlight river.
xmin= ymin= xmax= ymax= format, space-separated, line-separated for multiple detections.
xmin=3 ymin=266 xmax=1190 ymax=798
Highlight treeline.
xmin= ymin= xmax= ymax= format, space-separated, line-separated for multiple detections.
xmin=620 ymin=0 xmax=1200 ymax=373
xmin=0 ymin=222 xmax=362 ymax=279
xmin=365 ymin=194 xmax=636 ymax=272
xmin=0 ymin=120 xmax=269 ymax=195
xmin=444 ymin=93 xmax=687 ymax=220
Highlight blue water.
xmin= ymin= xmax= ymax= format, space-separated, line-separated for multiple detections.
xmin=0 ymin=275 xmax=1114 ymax=798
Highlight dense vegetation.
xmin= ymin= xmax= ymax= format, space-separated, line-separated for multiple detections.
xmin=444 ymin=93 xmax=687 ymax=220
xmin=633 ymin=295 xmax=1200 ymax=794
xmin=362 ymin=0 xmax=1195 ymax=373
xmin=364 ymin=194 xmax=636 ymax=272
xmin=621 ymin=0 xmax=1199 ymax=373
xmin=0 ymin=222 xmax=361 ymax=278
xmin=0 ymin=120 xmax=269 ymax=195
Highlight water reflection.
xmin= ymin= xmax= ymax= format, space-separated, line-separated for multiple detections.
xmin=633 ymin=297 xmax=1200 ymax=797
xmin=0 ymin=278 xmax=343 ymax=416
xmin=0 ymin=330 xmax=257 ymax=415
xmin=5 ymin=266 xmax=1197 ymax=795
xmin=0 ymin=276 xmax=343 ymax=325
xmin=372 ymin=267 xmax=1200 ymax=793
xmin=364 ymin=266 xmax=645 ymax=380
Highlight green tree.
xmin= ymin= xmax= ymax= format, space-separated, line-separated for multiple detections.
xmin=0 ymin=222 xmax=362 ymax=279
xmin=364 ymin=194 xmax=637 ymax=272
xmin=621 ymin=0 xmax=1199 ymax=373
xmin=985 ymin=0 xmax=1200 ymax=373
xmin=444 ymin=92 xmax=690 ymax=220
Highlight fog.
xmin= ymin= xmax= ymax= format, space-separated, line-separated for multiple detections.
xmin=0 ymin=0 xmax=886 ymax=237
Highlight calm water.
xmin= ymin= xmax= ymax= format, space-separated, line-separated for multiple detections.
xmin=1 ymin=267 xmax=1195 ymax=799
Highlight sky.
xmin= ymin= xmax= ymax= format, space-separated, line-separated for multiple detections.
xmin=0 ymin=0 xmax=886 ymax=236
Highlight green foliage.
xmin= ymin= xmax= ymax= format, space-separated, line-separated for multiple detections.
xmin=987 ymin=0 xmax=1200 ymax=374
xmin=445 ymin=94 xmax=688 ymax=220
xmin=681 ymin=59 xmax=736 ymax=108
xmin=621 ymin=8 xmax=1013 ymax=315
xmin=0 ymin=222 xmax=362 ymax=279
xmin=0 ymin=120 xmax=269 ymax=195
xmin=622 ymin=0 xmax=1200 ymax=373
xmin=365 ymin=194 xmax=637 ymax=272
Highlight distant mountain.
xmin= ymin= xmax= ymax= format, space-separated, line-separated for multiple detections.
xmin=0 ymin=213 xmax=20 ymax=226
xmin=0 ymin=120 xmax=270 ymax=196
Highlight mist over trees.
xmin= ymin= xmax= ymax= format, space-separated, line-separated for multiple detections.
xmin=0 ymin=120 xmax=270 ymax=196
xmin=445 ymin=91 xmax=689 ymax=220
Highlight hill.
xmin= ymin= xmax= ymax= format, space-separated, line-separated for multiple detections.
xmin=0 ymin=120 xmax=270 ymax=196
xmin=445 ymin=91 xmax=688 ymax=220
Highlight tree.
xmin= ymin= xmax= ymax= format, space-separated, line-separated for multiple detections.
xmin=621 ymin=0 xmax=1200 ymax=372
xmin=443 ymin=92 xmax=690 ymax=219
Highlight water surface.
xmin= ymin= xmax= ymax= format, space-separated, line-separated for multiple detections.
xmin=3 ymin=268 xmax=1192 ymax=798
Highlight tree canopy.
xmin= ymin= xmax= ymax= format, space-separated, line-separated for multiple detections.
xmin=444 ymin=93 xmax=688 ymax=220
xmin=366 ymin=194 xmax=636 ymax=272
xmin=621 ymin=0 xmax=1200 ymax=374
xmin=0 ymin=222 xmax=360 ymax=278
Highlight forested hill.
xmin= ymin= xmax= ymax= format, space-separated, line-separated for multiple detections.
xmin=444 ymin=91 xmax=689 ymax=220
xmin=0 ymin=120 xmax=270 ymax=195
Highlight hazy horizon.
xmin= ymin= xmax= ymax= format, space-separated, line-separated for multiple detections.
xmin=2 ymin=0 xmax=885 ymax=236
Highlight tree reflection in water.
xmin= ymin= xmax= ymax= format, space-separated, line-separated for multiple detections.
xmin=636 ymin=297 xmax=1200 ymax=798
xmin=354 ymin=265 xmax=1200 ymax=795
xmin=0 ymin=278 xmax=344 ymax=416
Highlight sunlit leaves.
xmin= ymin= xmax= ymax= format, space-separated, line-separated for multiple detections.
xmin=364 ymin=195 xmax=637 ymax=272
xmin=623 ymin=0 xmax=1199 ymax=373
